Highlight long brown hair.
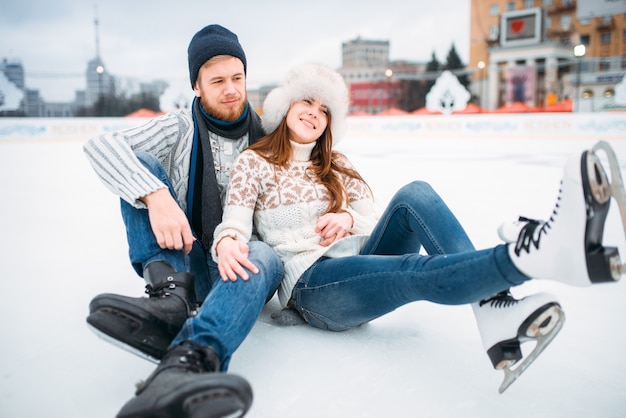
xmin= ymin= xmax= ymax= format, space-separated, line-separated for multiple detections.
xmin=247 ymin=109 xmax=370 ymax=213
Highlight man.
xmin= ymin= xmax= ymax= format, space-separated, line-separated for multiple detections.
xmin=84 ymin=24 xmax=283 ymax=418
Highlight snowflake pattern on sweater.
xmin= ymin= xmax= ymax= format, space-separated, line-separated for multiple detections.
xmin=213 ymin=141 xmax=379 ymax=306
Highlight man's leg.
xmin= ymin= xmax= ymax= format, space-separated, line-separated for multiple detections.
xmin=117 ymin=241 xmax=283 ymax=417
xmin=86 ymin=151 xmax=202 ymax=361
xmin=172 ymin=241 xmax=284 ymax=370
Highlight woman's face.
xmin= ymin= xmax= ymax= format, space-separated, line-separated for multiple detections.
xmin=286 ymin=98 xmax=328 ymax=144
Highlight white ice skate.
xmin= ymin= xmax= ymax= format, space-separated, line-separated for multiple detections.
xmin=473 ymin=291 xmax=564 ymax=393
xmin=509 ymin=140 xmax=626 ymax=285
xmin=498 ymin=217 xmax=541 ymax=244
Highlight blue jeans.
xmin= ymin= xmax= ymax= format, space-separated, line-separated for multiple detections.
xmin=121 ymin=152 xmax=284 ymax=370
xmin=290 ymin=181 xmax=528 ymax=332
xmin=120 ymin=151 xmax=213 ymax=298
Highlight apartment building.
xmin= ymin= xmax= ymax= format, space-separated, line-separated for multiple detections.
xmin=470 ymin=0 xmax=626 ymax=110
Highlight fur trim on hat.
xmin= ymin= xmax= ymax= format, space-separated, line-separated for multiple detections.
xmin=262 ymin=64 xmax=349 ymax=141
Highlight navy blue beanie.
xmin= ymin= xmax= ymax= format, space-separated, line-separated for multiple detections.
xmin=187 ymin=24 xmax=247 ymax=88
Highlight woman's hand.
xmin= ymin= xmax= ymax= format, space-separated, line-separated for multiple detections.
xmin=315 ymin=212 xmax=353 ymax=247
xmin=216 ymin=236 xmax=259 ymax=282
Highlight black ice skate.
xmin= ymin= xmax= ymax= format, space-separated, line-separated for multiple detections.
xmin=116 ymin=341 xmax=252 ymax=418
xmin=473 ymin=291 xmax=564 ymax=393
xmin=509 ymin=140 xmax=626 ymax=285
xmin=86 ymin=261 xmax=198 ymax=362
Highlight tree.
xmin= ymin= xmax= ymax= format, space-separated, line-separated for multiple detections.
xmin=444 ymin=43 xmax=469 ymax=90
xmin=423 ymin=51 xmax=442 ymax=103
xmin=76 ymin=90 xmax=162 ymax=117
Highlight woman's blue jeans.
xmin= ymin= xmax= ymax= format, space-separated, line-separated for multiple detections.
xmin=121 ymin=152 xmax=283 ymax=370
xmin=291 ymin=181 xmax=528 ymax=332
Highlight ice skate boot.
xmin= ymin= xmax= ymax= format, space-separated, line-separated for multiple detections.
xmin=510 ymin=140 xmax=626 ymax=286
xmin=498 ymin=217 xmax=541 ymax=244
xmin=117 ymin=340 xmax=253 ymax=418
xmin=86 ymin=261 xmax=198 ymax=362
xmin=473 ymin=291 xmax=564 ymax=393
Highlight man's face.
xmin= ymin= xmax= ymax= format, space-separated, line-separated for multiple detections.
xmin=193 ymin=56 xmax=247 ymax=121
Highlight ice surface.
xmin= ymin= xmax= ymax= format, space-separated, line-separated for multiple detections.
xmin=1 ymin=131 xmax=625 ymax=418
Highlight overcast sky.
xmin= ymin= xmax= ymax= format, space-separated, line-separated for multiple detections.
xmin=1 ymin=0 xmax=471 ymax=109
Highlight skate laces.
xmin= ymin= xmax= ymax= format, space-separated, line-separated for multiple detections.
xmin=144 ymin=276 xmax=184 ymax=297
xmin=513 ymin=183 xmax=561 ymax=257
xmin=479 ymin=291 xmax=518 ymax=308
xmin=135 ymin=341 xmax=220 ymax=393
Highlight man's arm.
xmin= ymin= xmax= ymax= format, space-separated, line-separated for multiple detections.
xmin=141 ymin=188 xmax=196 ymax=254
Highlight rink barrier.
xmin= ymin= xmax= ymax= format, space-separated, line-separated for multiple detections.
xmin=0 ymin=113 xmax=625 ymax=142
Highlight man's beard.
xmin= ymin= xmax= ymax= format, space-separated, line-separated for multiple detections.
xmin=200 ymin=95 xmax=247 ymax=122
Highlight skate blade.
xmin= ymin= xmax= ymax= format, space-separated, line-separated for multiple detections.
xmin=498 ymin=308 xmax=565 ymax=394
xmin=87 ymin=323 xmax=160 ymax=364
xmin=591 ymin=141 xmax=626 ymax=279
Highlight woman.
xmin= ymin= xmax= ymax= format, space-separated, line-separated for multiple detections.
xmin=212 ymin=64 xmax=623 ymax=392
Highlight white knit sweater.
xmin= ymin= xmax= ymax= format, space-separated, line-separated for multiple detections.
xmin=212 ymin=141 xmax=380 ymax=307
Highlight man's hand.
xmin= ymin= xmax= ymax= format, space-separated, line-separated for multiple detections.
xmin=315 ymin=212 xmax=353 ymax=247
xmin=141 ymin=188 xmax=196 ymax=254
xmin=216 ymin=237 xmax=259 ymax=282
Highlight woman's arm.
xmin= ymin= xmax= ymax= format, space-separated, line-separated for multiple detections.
xmin=212 ymin=151 xmax=263 ymax=281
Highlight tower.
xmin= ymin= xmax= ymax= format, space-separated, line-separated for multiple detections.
xmin=85 ymin=5 xmax=114 ymax=107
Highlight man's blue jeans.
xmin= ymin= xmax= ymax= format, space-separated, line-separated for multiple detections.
xmin=121 ymin=152 xmax=283 ymax=370
xmin=291 ymin=181 xmax=528 ymax=332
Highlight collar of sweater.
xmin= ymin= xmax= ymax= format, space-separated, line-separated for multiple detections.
xmin=290 ymin=140 xmax=316 ymax=162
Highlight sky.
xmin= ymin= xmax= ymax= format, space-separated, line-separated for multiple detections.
xmin=0 ymin=0 xmax=471 ymax=109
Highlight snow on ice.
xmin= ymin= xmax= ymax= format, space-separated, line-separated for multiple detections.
xmin=1 ymin=120 xmax=625 ymax=418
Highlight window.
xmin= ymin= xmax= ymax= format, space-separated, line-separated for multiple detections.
xmin=601 ymin=32 xmax=611 ymax=44
xmin=599 ymin=58 xmax=611 ymax=71
xmin=623 ymin=30 xmax=626 ymax=42
xmin=507 ymin=2 xmax=515 ymax=11
xmin=489 ymin=24 xmax=499 ymax=40
xmin=561 ymin=15 xmax=571 ymax=30
xmin=580 ymin=34 xmax=590 ymax=45
xmin=490 ymin=4 xmax=499 ymax=15
xmin=542 ymin=0 xmax=552 ymax=5
xmin=524 ymin=0 xmax=534 ymax=8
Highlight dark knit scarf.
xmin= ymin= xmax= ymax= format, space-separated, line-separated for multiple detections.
xmin=188 ymin=97 xmax=264 ymax=250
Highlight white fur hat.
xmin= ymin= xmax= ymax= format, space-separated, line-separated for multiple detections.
xmin=261 ymin=63 xmax=349 ymax=141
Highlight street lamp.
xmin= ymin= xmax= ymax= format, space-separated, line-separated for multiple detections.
xmin=574 ymin=44 xmax=586 ymax=112
xmin=477 ymin=61 xmax=486 ymax=111
xmin=96 ymin=64 xmax=105 ymax=97
xmin=385 ymin=68 xmax=393 ymax=110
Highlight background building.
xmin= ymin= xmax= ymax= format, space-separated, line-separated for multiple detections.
xmin=469 ymin=0 xmax=626 ymax=110
xmin=339 ymin=37 xmax=426 ymax=113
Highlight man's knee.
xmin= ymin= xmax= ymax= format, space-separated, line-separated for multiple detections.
xmin=247 ymin=241 xmax=282 ymax=270
xmin=135 ymin=151 xmax=163 ymax=173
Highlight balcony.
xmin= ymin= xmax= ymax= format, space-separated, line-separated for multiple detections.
xmin=546 ymin=1 xmax=577 ymax=15
xmin=596 ymin=17 xmax=615 ymax=31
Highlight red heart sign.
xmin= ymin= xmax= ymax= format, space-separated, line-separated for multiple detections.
xmin=511 ymin=20 xmax=524 ymax=33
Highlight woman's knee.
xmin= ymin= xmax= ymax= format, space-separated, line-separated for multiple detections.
xmin=392 ymin=181 xmax=437 ymax=206
xmin=403 ymin=180 xmax=434 ymax=196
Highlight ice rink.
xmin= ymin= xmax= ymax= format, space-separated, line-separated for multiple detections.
xmin=1 ymin=117 xmax=626 ymax=417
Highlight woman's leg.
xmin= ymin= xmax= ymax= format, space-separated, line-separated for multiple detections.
xmin=360 ymin=181 xmax=475 ymax=256
xmin=292 ymin=246 xmax=527 ymax=331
